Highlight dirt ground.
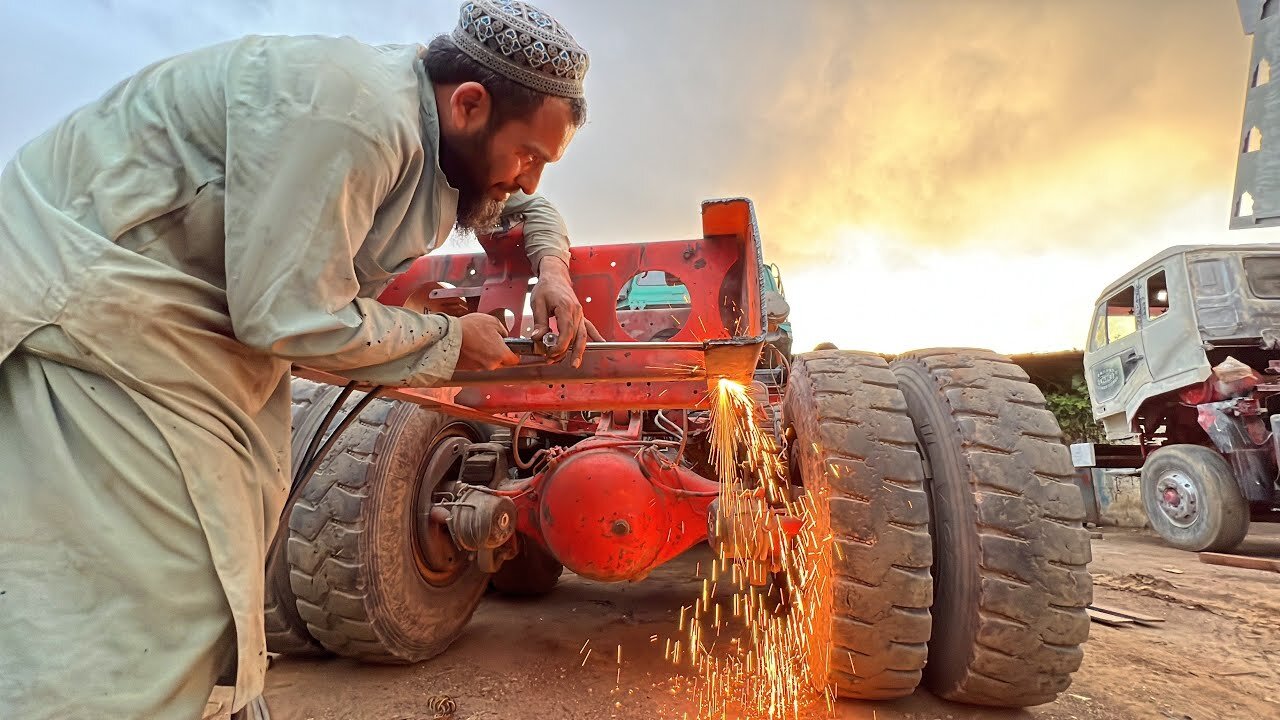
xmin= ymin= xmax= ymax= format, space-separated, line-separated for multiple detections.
xmin=264 ymin=525 xmax=1280 ymax=720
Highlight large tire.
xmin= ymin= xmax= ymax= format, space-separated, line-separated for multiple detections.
xmin=1141 ymin=444 xmax=1249 ymax=552
xmin=891 ymin=349 xmax=1092 ymax=707
xmin=783 ymin=350 xmax=934 ymax=700
xmin=263 ymin=378 xmax=341 ymax=658
xmin=286 ymin=395 xmax=491 ymax=663
xmin=489 ymin=536 xmax=564 ymax=596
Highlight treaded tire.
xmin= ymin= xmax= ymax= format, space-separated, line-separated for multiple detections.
xmin=1141 ymin=444 xmax=1249 ymax=552
xmin=489 ymin=536 xmax=564 ymax=596
xmin=891 ymin=349 xmax=1092 ymax=707
xmin=286 ymin=396 xmax=490 ymax=663
xmin=263 ymin=378 xmax=341 ymax=658
xmin=783 ymin=350 xmax=933 ymax=700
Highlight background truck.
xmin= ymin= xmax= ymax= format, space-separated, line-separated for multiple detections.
xmin=1075 ymin=246 xmax=1280 ymax=551
xmin=263 ymin=198 xmax=1091 ymax=707
xmin=1072 ymin=3 xmax=1280 ymax=552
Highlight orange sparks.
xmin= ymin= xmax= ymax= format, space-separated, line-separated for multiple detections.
xmin=671 ymin=378 xmax=835 ymax=720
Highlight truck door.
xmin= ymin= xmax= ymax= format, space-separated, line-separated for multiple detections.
xmin=1140 ymin=264 xmax=1206 ymax=390
xmin=1084 ymin=283 xmax=1152 ymax=437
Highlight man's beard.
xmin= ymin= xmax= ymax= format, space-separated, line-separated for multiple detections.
xmin=438 ymin=126 xmax=507 ymax=233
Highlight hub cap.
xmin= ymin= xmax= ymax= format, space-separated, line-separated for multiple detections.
xmin=1155 ymin=470 xmax=1200 ymax=528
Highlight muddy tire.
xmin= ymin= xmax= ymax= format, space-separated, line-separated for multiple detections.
xmin=1141 ymin=444 xmax=1249 ymax=552
xmin=891 ymin=349 xmax=1092 ymax=707
xmin=286 ymin=395 xmax=491 ymax=663
xmin=263 ymin=378 xmax=342 ymax=658
xmin=490 ymin=537 xmax=564 ymax=596
xmin=783 ymin=350 xmax=934 ymax=700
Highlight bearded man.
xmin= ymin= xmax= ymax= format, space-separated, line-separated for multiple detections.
xmin=0 ymin=2 xmax=596 ymax=717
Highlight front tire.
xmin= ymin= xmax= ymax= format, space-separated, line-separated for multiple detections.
xmin=263 ymin=378 xmax=341 ymax=658
xmin=287 ymin=396 xmax=492 ymax=663
xmin=1141 ymin=444 xmax=1249 ymax=552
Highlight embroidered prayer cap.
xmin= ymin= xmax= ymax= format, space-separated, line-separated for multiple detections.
xmin=451 ymin=0 xmax=590 ymax=99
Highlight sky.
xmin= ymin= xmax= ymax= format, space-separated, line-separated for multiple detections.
xmin=1 ymin=0 xmax=1276 ymax=355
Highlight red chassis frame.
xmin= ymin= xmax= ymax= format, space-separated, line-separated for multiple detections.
xmin=294 ymin=198 xmax=788 ymax=582
xmin=296 ymin=197 xmax=772 ymax=432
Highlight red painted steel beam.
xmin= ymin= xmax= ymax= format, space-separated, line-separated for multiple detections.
xmin=297 ymin=198 xmax=770 ymax=416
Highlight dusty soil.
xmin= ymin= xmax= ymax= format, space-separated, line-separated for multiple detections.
xmin=263 ymin=526 xmax=1280 ymax=720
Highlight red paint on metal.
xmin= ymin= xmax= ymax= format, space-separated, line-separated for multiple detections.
xmin=509 ymin=442 xmax=718 ymax=582
xmin=368 ymin=199 xmax=768 ymax=414
xmin=778 ymin=515 xmax=804 ymax=538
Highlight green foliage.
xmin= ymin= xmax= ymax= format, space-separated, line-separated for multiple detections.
xmin=1044 ymin=374 xmax=1105 ymax=444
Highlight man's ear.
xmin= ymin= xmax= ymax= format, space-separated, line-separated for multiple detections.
xmin=449 ymin=82 xmax=491 ymax=133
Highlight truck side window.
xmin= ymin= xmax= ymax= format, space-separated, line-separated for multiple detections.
xmin=1146 ymin=271 xmax=1169 ymax=319
xmin=1103 ymin=287 xmax=1138 ymax=344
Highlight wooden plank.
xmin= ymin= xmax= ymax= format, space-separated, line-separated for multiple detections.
xmin=1089 ymin=604 xmax=1165 ymax=624
xmin=1199 ymin=552 xmax=1280 ymax=573
xmin=1087 ymin=607 xmax=1136 ymax=626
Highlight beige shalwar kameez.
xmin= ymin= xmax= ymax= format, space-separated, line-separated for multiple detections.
xmin=0 ymin=34 xmax=570 ymax=719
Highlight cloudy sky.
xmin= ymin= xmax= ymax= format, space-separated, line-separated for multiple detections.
xmin=1 ymin=1 xmax=1274 ymax=354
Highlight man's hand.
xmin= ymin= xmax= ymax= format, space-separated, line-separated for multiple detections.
xmin=530 ymin=256 xmax=604 ymax=368
xmin=456 ymin=313 xmax=520 ymax=371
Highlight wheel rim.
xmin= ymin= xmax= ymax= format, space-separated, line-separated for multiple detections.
xmin=1155 ymin=470 xmax=1200 ymax=528
xmin=411 ymin=428 xmax=478 ymax=587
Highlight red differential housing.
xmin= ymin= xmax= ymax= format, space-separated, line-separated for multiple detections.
xmin=517 ymin=441 xmax=720 ymax=582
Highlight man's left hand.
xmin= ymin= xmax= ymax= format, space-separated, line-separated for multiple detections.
xmin=531 ymin=256 xmax=604 ymax=367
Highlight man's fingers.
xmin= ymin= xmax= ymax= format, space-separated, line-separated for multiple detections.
xmin=584 ymin=318 xmax=605 ymax=342
xmin=530 ymin=294 xmax=550 ymax=339
xmin=550 ymin=305 xmax=580 ymax=357
xmin=571 ymin=319 xmax=588 ymax=368
xmin=482 ymin=314 xmax=510 ymax=335
xmin=498 ymin=345 xmax=521 ymax=367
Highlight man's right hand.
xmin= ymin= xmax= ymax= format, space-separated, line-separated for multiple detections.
xmin=455 ymin=313 xmax=520 ymax=371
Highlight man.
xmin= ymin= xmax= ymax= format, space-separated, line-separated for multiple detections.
xmin=0 ymin=2 xmax=596 ymax=717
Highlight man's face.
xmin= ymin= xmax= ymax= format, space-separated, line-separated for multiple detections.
xmin=439 ymin=89 xmax=577 ymax=232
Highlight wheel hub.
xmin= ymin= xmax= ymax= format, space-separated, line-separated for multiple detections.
xmin=413 ymin=436 xmax=472 ymax=586
xmin=1155 ymin=471 xmax=1200 ymax=528
xmin=413 ymin=435 xmax=520 ymax=585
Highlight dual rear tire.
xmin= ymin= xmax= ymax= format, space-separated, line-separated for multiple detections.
xmin=783 ymin=348 xmax=1092 ymax=706
xmin=265 ymin=380 xmax=495 ymax=663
